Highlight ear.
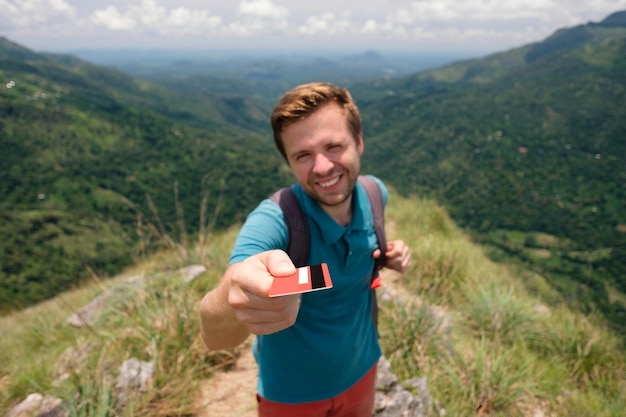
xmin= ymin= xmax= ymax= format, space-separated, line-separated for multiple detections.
xmin=357 ymin=132 xmax=364 ymax=156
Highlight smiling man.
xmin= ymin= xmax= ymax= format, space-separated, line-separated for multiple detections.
xmin=199 ymin=82 xmax=411 ymax=417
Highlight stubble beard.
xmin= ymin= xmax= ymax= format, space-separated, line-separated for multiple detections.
xmin=307 ymin=172 xmax=359 ymax=208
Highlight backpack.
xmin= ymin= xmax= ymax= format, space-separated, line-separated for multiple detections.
xmin=270 ymin=175 xmax=387 ymax=333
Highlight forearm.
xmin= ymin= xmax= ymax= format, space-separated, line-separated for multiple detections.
xmin=199 ymin=268 xmax=250 ymax=350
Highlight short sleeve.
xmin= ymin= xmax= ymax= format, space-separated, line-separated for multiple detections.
xmin=229 ymin=199 xmax=288 ymax=265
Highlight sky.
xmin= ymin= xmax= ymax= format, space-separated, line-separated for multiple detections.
xmin=2 ymin=0 xmax=626 ymax=54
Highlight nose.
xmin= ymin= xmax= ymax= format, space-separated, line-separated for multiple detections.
xmin=312 ymin=152 xmax=334 ymax=176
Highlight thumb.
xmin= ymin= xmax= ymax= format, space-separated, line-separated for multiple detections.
xmin=372 ymin=248 xmax=381 ymax=259
xmin=255 ymin=249 xmax=296 ymax=277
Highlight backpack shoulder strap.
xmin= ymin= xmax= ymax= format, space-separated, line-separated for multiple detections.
xmin=270 ymin=186 xmax=310 ymax=267
xmin=358 ymin=175 xmax=387 ymax=273
xmin=358 ymin=175 xmax=387 ymax=338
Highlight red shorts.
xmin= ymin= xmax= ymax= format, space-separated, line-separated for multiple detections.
xmin=257 ymin=362 xmax=377 ymax=417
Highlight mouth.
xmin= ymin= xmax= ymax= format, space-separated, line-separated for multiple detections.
xmin=317 ymin=175 xmax=341 ymax=189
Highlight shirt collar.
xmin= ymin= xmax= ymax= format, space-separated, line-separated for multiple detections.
xmin=294 ymin=181 xmax=369 ymax=246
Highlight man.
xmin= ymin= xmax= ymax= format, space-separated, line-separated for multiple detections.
xmin=199 ymin=82 xmax=411 ymax=417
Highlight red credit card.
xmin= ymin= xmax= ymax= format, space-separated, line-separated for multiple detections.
xmin=269 ymin=263 xmax=333 ymax=297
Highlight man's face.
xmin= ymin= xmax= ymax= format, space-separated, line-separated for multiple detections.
xmin=281 ymin=103 xmax=364 ymax=211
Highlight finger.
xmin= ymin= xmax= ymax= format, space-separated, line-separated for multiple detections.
xmin=401 ymin=258 xmax=410 ymax=272
xmin=235 ymin=293 xmax=300 ymax=321
xmin=385 ymin=240 xmax=402 ymax=257
xmin=247 ymin=318 xmax=298 ymax=335
xmin=233 ymin=250 xmax=296 ymax=296
xmin=254 ymin=249 xmax=296 ymax=277
xmin=234 ymin=295 xmax=301 ymax=334
xmin=400 ymin=252 xmax=411 ymax=272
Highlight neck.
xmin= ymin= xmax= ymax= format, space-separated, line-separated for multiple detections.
xmin=321 ymin=197 xmax=353 ymax=227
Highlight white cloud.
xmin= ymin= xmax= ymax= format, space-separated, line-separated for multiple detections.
xmin=298 ymin=12 xmax=356 ymax=35
xmin=91 ymin=6 xmax=136 ymax=31
xmin=361 ymin=19 xmax=378 ymax=34
xmin=0 ymin=0 xmax=76 ymax=28
xmin=391 ymin=8 xmax=417 ymax=26
xmin=227 ymin=0 xmax=290 ymax=36
xmin=89 ymin=0 xmax=222 ymax=36
xmin=2 ymin=0 xmax=626 ymax=52
xmin=400 ymin=0 xmax=624 ymax=23
xmin=289 ymin=0 xmax=623 ymax=42
xmin=237 ymin=0 xmax=289 ymax=20
xmin=342 ymin=0 xmax=626 ymax=49
xmin=408 ymin=0 xmax=557 ymax=21
xmin=50 ymin=0 xmax=75 ymax=14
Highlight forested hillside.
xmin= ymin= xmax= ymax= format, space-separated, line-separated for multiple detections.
xmin=0 ymin=38 xmax=290 ymax=310
xmin=1 ymin=11 xmax=625 ymax=338
xmin=356 ymin=11 xmax=626 ymax=334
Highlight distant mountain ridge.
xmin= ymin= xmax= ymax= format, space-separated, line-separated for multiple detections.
xmin=363 ymin=11 xmax=626 ymax=88
xmin=598 ymin=10 xmax=626 ymax=26
xmin=0 ymin=37 xmax=41 ymax=60
xmin=527 ymin=11 xmax=626 ymax=62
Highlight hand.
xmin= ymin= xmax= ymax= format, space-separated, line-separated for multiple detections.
xmin=227 ymin=250 xmax=302 ymax=336
xmin=373 ymin=240 xmax=411 ymax=273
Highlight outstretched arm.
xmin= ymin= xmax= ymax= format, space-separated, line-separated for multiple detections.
xmin=199 ymin=250 xmax=301 ymax=351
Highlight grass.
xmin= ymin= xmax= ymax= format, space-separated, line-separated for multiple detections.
xmin=379 ymin=190 xmax=625 ymax=416
xmin=436 ymin=339 xmax=543 ymax=416
xmin=2 ymin=190 xmax=625 ymax=416
xmin=460 ymin=280 xmax=541 ymax=346
xmin=0 ymin=222 xmax=242 ymax=416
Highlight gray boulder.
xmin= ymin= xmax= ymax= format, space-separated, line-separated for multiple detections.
xmin=373 ymin=357 xmax=429 ymax=417
xmin=6 ymin=393 xmax=66 ymax=417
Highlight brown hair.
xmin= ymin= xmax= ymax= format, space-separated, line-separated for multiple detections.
xmin=270 ymin=82 xmax=362 ymax=160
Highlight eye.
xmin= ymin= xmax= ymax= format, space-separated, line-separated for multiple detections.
xmin=294 ymin=152 xmax=310 ymax=161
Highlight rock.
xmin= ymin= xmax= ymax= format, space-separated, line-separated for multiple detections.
xmin=373 ymin=357 xmax=429 ymax=417
xmin=375 ymin=355 xmax=399 ymax=389
xmin=53 ymin=343 xmax=96 ymax=386
xmin=66 ymin=291 xmax=112 ymax=327
xmin=179 ymin=264 xmax=207 ymax=283
xmin=6 ymin=393 xmax=66 ymax=417
xmin=67 ymin=265 xmax=204 ymax=327
xmin=115 ymin=358 xmax=154 ymax=404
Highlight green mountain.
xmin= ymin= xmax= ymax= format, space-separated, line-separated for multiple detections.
xmin=0 ymin=37 xmax=290 ymax=310
xmin=1 ymin=10 xmax=625 ymax=337
xmin=356 ymin=11 xmax=626 ymax=332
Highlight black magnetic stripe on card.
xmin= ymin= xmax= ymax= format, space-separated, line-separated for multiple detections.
xmin=310 ymin=264 xmax=326 ymax=289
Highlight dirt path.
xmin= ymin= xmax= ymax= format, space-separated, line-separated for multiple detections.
xmin=197 ymin=339 xmax=258 ymax=417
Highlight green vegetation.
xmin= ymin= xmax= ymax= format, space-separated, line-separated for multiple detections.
xmin=356 ymin=12 xmax=626 ymax=336
xmin=0 ymin=8 xmax=626 ymax=358
xmin=0 ymin=223 xmax=241 ymax=416
xmin=1 ymin=192 xmax=623 ymax=416
xmin=0 ymin=37 xmax=292 ymax=311
xmin=380 ymin=193 xmax=625 ymax=416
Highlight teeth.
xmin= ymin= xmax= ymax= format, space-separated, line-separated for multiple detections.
xmin=319 ymin=177 xmax=339 ymax=188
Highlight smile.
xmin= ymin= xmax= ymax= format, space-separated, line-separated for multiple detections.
xmin=318 ymin=176 xmax=340 ymax=188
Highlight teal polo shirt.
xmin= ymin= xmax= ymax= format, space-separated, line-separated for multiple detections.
xmin=229 ymin=175 xmax=388 ymax=404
